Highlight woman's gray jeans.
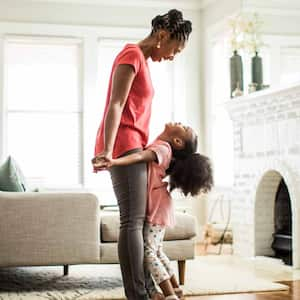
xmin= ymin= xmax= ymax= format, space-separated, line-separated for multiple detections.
xmin=109 ymin=149 xmax=157 ymax=300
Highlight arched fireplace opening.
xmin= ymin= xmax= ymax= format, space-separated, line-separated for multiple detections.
xmin=271 ymin=179 xmax=292 ymax=265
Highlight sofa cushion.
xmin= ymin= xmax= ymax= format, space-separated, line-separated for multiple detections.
xmin=0 ymin=156 xmax=27 ymax=192
xmin=101 ymin=211 xmax=196 ymax=242
xmin=100 ymin=239 xmax=195 ymax=263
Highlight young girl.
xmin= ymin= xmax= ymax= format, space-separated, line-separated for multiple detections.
xmin=93 ymin=122 xmax=213 ymax=300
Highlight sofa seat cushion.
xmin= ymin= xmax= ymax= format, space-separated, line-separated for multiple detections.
xmin=101 ymin=211 xmax=196 ymax=242
xmin=100 ymin=239 xmax=195 ymax=263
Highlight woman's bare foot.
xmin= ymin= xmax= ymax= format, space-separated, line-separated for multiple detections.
xmin=151 ymin=291 xmax=165 ymax=300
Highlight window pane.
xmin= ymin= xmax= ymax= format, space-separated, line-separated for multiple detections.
xmin=5 ymin=38 xmax=82 ymax=188
xmin=280 ymin=47 xmax=300 ymax=85
xmin=6 ymin=42 xmax=80 ymax=112
xmin=7 ymin=112 xmax=81 ymax=187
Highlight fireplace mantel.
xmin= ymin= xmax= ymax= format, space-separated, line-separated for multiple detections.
xmin=225 ymin=82 xmax=300 ymax=123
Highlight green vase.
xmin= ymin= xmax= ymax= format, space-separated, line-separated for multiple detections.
xmin=251 ymin=51 xmax=263 ymax=90
xmin=230 ymin=50 xmax=243 ymax=98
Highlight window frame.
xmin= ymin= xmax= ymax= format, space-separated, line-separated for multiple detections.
xmin=4 ymin=36 xmax=84 ymax=188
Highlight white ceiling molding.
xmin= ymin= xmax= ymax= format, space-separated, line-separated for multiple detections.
xmin=11 ymin=0 xmax=219 ymax=10
xmin=242 ymin=0 xmax=300 ymax=16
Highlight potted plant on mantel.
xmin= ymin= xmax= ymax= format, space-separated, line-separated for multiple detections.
xmin=243 ymin=13 xmax=265 ymax=91
xmin=228 ymin=13 xmax=266 ymax=97
xmin=228 ymin=14 xmax=246 ymax=98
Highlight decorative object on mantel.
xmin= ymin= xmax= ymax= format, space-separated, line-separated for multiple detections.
xmin=232 ymin=81 xmax=243 ymax=97
xmin=230 ymin=51 xmax=244 ymax=98
xmin=248 ymin=82 xmax=258 ymax=93
xmin=251 ymin=51 xmax=263 ymax=90
xmin=228 ymin=14 xmax=245 ymax=98
xmin=243 ymin=13 xmax=266 ymax=91
xmin=227 ymin=12 xmax=267 ymax=97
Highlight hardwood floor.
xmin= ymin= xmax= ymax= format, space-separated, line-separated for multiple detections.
xmin=186 ymin=244 xmax=300 ymax=299
xmin=187 ymin=281 xmax=298 ymax=299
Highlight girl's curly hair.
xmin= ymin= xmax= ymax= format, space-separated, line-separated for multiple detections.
xmin=166 ymin=136 xmax=213 ymax=196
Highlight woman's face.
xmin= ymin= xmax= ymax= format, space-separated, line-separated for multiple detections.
xmin=151 ymin=37 xmax=186 ymax=62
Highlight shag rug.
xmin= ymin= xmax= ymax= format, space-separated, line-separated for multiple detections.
xmin=0 ymin=256 xmax=289 ymax=299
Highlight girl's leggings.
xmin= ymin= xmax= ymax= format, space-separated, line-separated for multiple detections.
xmin=144 ymin=222 xmax=174 ymax=284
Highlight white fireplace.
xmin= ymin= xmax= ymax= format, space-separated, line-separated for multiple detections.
xmin=226 ymin=82 xmax=300 ymax=268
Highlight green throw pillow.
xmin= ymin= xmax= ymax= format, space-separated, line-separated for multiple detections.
xmin=0 ymin=156 xmax=27 ymax=192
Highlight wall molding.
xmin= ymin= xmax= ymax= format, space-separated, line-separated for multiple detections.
xmin=243 ymin=0 xmax=300 ymax=16
xmin=12 ymin=0 xmax=217 ymax=10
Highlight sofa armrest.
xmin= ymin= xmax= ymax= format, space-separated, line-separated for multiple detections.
xmin=0 ymin=192 xmax=100 ymax=267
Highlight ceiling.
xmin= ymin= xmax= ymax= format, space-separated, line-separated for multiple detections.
xmin=10 ymin=0 xmax=219 ymax=10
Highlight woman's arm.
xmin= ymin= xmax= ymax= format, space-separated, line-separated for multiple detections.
xmin=102 ymin=64 xmax=136 ymax=156
xmin=93 ymin=149 xmax=157 ymax=169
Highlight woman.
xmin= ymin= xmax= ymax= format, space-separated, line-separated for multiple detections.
xmin=93 ymin=9 xmax=192 ymax=300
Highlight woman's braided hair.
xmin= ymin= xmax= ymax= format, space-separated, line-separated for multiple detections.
xmin=151 ymin=9 xmax=192 ymax=42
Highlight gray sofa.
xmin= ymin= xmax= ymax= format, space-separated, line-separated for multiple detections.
xmin=0 ymin=191 xmax=197 ymax=284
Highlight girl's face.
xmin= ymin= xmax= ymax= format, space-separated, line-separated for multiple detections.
xmin=164 ymin=122 xmax=195 ymax=149
xmin=151 ymin=34 xmax=186 ymax=62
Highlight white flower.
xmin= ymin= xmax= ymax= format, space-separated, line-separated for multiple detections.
xmin=227 ymin=12 xmax=265 ymax=54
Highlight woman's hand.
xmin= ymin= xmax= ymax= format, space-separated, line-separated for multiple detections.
xmin=93 ymin=157 xmax=113 ymax=170
xmin=92 ymin=151 xmax=113 ymax=170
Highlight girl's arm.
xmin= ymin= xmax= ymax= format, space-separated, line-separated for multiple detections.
xmin=93 ymin=149 xmax=157 ymax=169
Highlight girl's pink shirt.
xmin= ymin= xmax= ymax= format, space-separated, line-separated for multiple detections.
xmin=146 ymin=139 xmax=175 ymax=227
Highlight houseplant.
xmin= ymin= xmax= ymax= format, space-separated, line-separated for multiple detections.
xmin=243 ymin=13 xmax=265 ymax=91
xmin=228 ymin=14 xmax=246 ymax=98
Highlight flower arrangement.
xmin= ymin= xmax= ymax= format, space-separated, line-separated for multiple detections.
xmin=228 ymin=14 xmax=247 ymax=52
xmin=227 ymin=13 xmax=264 ymax=54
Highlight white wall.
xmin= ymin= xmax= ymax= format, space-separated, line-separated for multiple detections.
xmin=243 ymin=0 xmax=300 ymax=35
xmin=200 ymin=0 xmax=241 ymax=156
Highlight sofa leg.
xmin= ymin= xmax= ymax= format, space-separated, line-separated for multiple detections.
xmin=63 ymin=265 xmax=69 ymax=276
xmin=178 ymin=260 xmax=186 ymax=285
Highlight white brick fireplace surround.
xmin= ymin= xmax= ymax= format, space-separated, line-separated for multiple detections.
xmin=226 ymin=82 xmax=300 ymax=268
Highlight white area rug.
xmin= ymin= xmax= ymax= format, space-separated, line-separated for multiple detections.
xmin=0 ymin=256 xmax=289 ymax=299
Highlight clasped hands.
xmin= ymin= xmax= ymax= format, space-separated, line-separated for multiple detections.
xmin=91 ymin=153 xmax=113 ymax=170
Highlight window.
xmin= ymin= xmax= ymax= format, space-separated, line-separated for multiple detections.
xmin=4 ymin=37 xmax=82 ymax=188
